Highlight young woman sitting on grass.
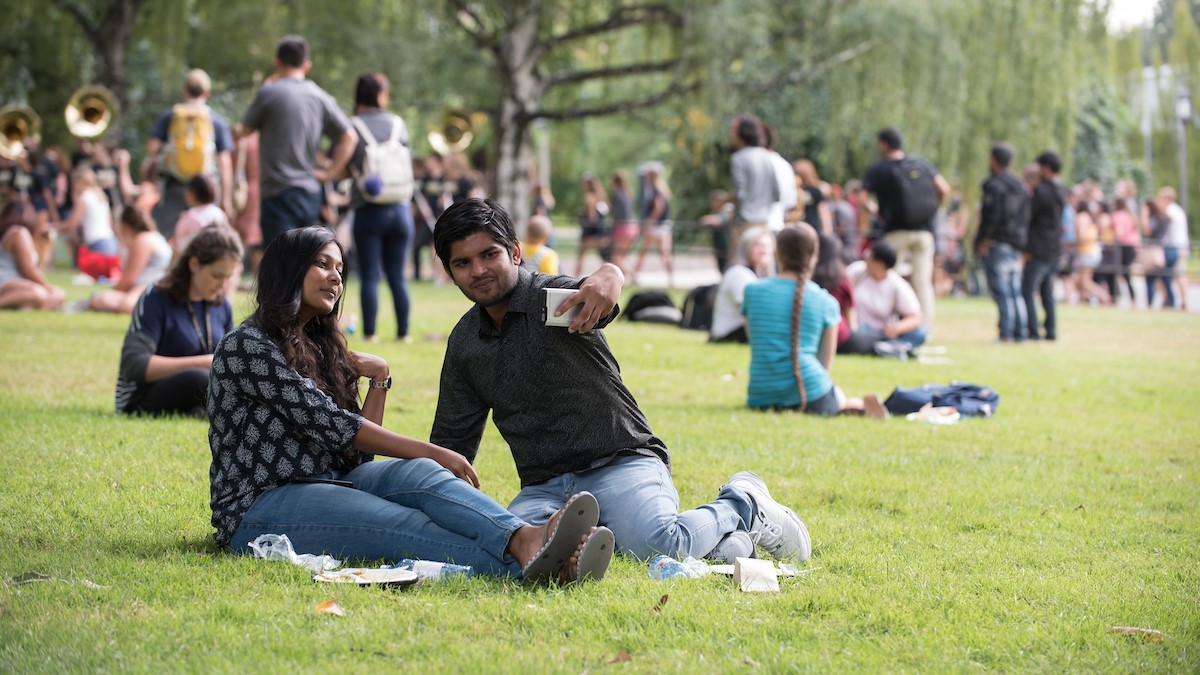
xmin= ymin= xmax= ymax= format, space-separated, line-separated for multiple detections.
xmin=114 ymin=226 xmax=242 ymax=417
xmin=742 ymin=222 xmax=886 ymax=417
xmin=0 ymin=202 xmax=66 ymax=310
xmin=85 ymin=206 xmax=173 ymax=314
xmin=207 ymin=226 xmax=613 ymax=583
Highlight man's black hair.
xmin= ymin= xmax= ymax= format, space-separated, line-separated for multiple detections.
xmin=870 ymin=239 xmax=898 ymax=269
xmin=734 ymin=114 xmax=764 ymax=148
xmin=277 ymin=35 xmax=310 ymax=68
xmin=991 ymin=142 xmax=1015 ymax=169
xmin=433 ymin=198 xmax=519 ymax=273
xmin=878 ymin=127 xmax=903 ymax=151
xmin=1035 ymin=151 xmax=1062 ymax=174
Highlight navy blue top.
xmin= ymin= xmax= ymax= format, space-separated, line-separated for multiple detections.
xmin=115 ymin=285 xmax=235 ymax=413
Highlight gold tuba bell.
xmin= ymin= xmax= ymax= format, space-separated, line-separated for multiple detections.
xmin=0 ymin=106 xmax=40 ymax=161
xmin=427 ymin=109 xmax=480 ymax=155
xmin=65 ymin=85 xmax=119 ymax=140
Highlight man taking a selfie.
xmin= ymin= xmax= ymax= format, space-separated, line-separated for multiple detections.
xmin=429 ymin=198 xmax=812 ymax=564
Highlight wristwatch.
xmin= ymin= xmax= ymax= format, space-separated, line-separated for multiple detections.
xmin=368 ymin=376 xmax=392 ymax=391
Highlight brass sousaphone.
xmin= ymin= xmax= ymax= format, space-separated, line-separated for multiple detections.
xmin=0 ymin=106 xmax=40 ymax=160
xmin=427 ymin=109 xmax=485 ymax=155
xmin=65 ymin=85 xmax=119 ymax=140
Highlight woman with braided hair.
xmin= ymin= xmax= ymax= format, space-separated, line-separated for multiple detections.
xmin=742 ymin=222 xmax=886 ymax=417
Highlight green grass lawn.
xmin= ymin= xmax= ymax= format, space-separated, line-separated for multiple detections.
xmin=1 ymin=272 xmax=1198 ymax=672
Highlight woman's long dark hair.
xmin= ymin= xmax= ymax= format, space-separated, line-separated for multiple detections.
xmin=251 ymin=226 xmax=359 ymax=414
xmin=811 ymin=233 xmax=844 ymax=293
xmin=775 ymin=223 xmax=819 ymax=411
xmin=0 ymin=201 xmax=36 ymax=239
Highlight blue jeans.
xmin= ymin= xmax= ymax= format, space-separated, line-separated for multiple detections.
xmin=353 ymin=203 xmax=413 ymax=338
xmin=841 ymin=325 xmax=928 ymax=354
xmin=1146 ymin=246 xmax=1180 ymax=308
xmin=1021 ymin=257 xmax=1057 ymax=339
xmin=260 ymin=188 xmax=323 ymax=248
xmin=984 ymin=242 xmax=1026 ymax=340
xmin=506 ymin=454 xmax=753 ymax=560
xmin=227 ymin=458 xmax=526 ymax=577
xmin=86 ymin=237 xmax=119 ymax=255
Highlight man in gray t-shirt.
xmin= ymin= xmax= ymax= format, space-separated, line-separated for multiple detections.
xmin=728 ymin=114 xmax=779 ymax=246
xmin=239 ymin=35 xmax=356 ymax=246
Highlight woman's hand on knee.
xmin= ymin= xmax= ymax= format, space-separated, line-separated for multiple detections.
xmin=426 ymin=446 xmax=480 ymax=488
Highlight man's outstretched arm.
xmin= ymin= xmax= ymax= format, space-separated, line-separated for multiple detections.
xmin=557 ymin=263 xmax=624 ymax=334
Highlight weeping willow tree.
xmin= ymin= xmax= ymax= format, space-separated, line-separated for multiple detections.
xmin=664 ymin=0 xmax=1101 ymax=217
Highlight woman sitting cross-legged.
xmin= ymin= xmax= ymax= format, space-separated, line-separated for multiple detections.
xmin=207 ymin=226 xmax=614 ymax=583
xmin=0 ymin=202 xmax=66 ymax=310
xmin=114 ymin=225 xmax=241 ymax=415
xmin=115 ymin=225 xmax=242 ymax=417
xmin=742 ymin=222 xmax=886 ymax=417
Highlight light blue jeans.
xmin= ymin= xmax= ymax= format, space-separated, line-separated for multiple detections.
xmin=507 ymin=454 xmax=753 ymax=560
xmin=984 ymin=242 xmax=1026 ymax=340
xmin=228 ymin=458 xmax=526 ymax=577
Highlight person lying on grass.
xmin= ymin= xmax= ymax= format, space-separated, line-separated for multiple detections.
xmin=430 ymin=198 xmax=810 ymax=565
xmin=207 ymin=225 xmax=613 ymax=583
xmin=741 ymin=222 xmax=887 ymax=418
xmin=115 ymin=225 xmax=242 ymax=417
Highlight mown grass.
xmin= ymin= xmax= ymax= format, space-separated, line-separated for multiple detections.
xmin=1 ymin=271 xmax=1197 ymax=673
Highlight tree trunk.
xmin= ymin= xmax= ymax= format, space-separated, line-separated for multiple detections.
xmin=53 ymin=0 xmax=144 ymax=140
xmin=490 ymin=1 xmax=543 ymax=235
xmin=90 ymin=0 xmax=142 ymax=139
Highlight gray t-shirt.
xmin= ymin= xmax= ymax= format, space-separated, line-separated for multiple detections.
xmin=242 ymin=77 xmax=351 ymax=199
xmin=730 ymin=146 xmax=780 ymax=224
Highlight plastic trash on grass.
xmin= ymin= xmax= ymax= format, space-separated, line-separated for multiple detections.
xmin=248 ymin=534 xmax=341 ymax=573
xmin=648 ymin=555 xmax=710 ymax=580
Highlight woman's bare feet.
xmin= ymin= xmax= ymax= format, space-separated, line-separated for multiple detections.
xmin=864 ymin=393 xmax=890 ymax=420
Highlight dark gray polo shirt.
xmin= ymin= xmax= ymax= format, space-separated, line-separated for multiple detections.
xmin=431 ymin=267 xmax=670 ymax=487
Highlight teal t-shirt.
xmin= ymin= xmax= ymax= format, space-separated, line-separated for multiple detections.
xmin=742 ymin=277 xmax=841 ymax=407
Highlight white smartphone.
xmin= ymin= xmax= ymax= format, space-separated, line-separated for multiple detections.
xmin=541 ymin=287 xmax=581 ymax=327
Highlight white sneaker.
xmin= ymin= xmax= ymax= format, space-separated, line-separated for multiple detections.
xmin=725 ymin=471 xmax=811 ymax=561
xmin=707 ymin=531 xmax=756 ymax=564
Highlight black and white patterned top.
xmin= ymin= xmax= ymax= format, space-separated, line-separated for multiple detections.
xmin=207 ymin=320 xmax=366 ymax=545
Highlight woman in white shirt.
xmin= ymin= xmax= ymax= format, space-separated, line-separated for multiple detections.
xmin=63 ymin=165 xmax=121 ymax=280
xmin=710 ymin=226 xmax=774 ymax=343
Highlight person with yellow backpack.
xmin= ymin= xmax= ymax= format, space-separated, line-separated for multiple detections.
xmin=142 ymin=69 xmax=234 ymax=241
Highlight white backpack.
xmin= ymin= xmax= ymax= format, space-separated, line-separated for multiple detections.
xmin=350 ymin=115 xmax=414 ymax=205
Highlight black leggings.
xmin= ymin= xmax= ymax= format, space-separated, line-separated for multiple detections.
xmin=134 ymin=368 xmax=209 ymax=418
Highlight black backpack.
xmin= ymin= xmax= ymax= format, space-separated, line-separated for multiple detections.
xmin=680 ymin=284 xmax=718 ymax=331
xmin=890 ymin=157 xmax=940 ymax=229
xmin=624 ymin=291 xmax=683 ymax=324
